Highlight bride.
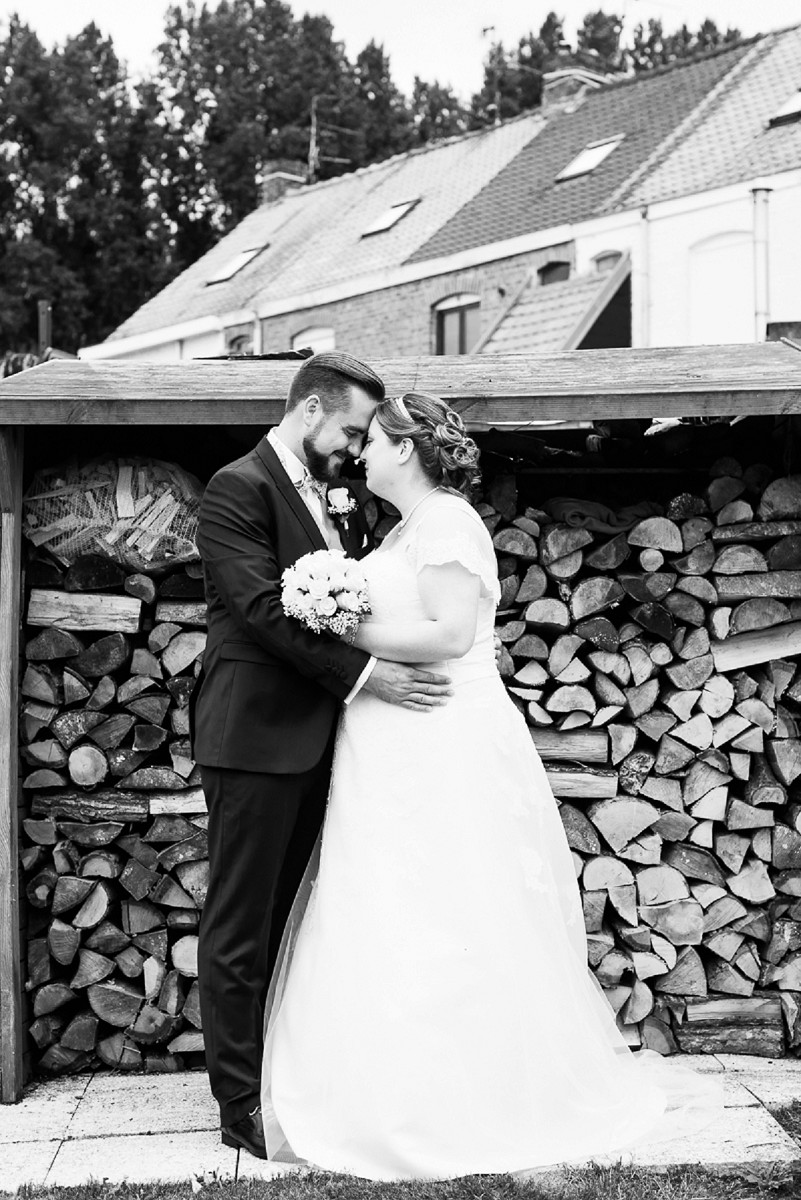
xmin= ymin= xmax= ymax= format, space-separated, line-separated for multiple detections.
xmin=261 ymin=391 xmax=721 ymax=1180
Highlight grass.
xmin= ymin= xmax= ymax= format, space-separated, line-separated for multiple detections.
xmin=5 ymin=1161 xmax=801 ymax=1200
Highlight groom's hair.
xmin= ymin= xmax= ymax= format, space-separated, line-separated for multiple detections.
xmin=286 ymin=351 xmax=385 ymax=414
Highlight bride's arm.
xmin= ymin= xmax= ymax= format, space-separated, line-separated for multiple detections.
xmin=353 ymin=562 xmax=480 ymax=662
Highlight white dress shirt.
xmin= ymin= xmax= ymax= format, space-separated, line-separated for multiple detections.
xmin=267 ymin=429 xmax=374 ymax=703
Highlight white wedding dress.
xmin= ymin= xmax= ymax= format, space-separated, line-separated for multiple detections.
xmin=261 ymin=495 xmax=722 ymax=1180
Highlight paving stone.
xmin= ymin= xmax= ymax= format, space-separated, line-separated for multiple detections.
xmin=0 ymin=1140 xmax=59 ymax=1188
xmin=0 ymin=1077 xmax=89 ymax=1144
xmin=45 ymin=1131 xmax=237 ymax=1187
xmin=67 ymin=1072 xmax=216 ymax=1138
xmin=630 ymin=1106 xmax=801 ymax=1166
xmin=669 ymin=1054 xmax=725 ymax=1073
xmin=715 ymin=1054 xmax=801 ymax=1073
xmin=739 ymin=1075 xmax=801 ymax=1112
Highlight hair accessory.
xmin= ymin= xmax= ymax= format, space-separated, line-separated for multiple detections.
xmin=394 ymin=395 xmax=412 ymax=421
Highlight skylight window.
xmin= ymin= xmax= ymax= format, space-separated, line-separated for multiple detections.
xmin=769 ymin=89 xmax=801 ymax=128
xmin=556 ymin=137 xmax=623 ymax=182
xmin=206 ymin=247 xmax=264 ymax=285
xmin=361 ymin=199 xmax=419 ymax=237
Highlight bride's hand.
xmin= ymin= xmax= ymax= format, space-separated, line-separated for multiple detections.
xmin=362 ymin=660 xmax=452 ymax=711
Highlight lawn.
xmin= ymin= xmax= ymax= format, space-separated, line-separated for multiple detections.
xmin=4 ymin=1160 xmax=801 ymax=1200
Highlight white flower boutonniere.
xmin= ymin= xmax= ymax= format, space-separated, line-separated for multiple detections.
xmin=327 ymin=488 xmax=357 ymax=524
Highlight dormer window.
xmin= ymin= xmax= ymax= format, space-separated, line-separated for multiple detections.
xmin=556 ymin=137 xmax=623 ymax=182
xmin=593 ymin=250 xmax=623 ymax=274
xmin=362 ymin=200 xmax=420 ymax=237
xmin=538 ymin=261 xmax=571 ymax=286
xmin=769 ymin=89 xmax=801 ymax=128
xmin=206 ymin=247 xmax=264 ymax=284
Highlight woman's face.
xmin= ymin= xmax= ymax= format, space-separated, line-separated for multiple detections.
xmin=359 ymin=416 xmax=404 ymax=498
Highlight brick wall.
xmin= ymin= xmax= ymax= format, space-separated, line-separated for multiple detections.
xmin=259 ymin=244 xmax=574 ymax=359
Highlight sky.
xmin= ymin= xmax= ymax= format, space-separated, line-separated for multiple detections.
xmin=5 ymin=0 xmax=801 ymax=99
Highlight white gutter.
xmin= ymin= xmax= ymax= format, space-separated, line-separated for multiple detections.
xmin=79 ymin=315 xmax=225 ymax=360
xmin=751 ymin=180 xmax=772 ymax=343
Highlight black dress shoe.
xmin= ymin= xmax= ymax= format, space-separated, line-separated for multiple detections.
xmin=221 ymin=1105 xmax=268 ymax=1159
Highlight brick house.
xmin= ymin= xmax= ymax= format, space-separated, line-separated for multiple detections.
xmin=83 ymin=23 xmax=801 ymax=364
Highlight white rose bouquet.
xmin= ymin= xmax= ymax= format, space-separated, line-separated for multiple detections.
xmin=281 ymin=549 xmax=370 ymax=639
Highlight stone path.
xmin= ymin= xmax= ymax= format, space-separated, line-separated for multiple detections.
xmin=0 ymin=1056 xmax=799 ymax=1192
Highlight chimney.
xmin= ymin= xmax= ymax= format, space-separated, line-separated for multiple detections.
xmin=259 ymin=159 xmax=307 ymax=205
xmin=541 ymin=68 xmax=607 ymax=114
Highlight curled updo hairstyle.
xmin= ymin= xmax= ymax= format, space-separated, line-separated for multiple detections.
xmin=374 ymin=391 xmax=481 ymax=497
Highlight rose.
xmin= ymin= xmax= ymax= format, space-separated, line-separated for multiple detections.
xmin=307 ymin=578 xmax=331 ymax=600
xmin=336 ymin=590 xmax=361 ymax=612
xmin=317 ymin=595 xmax=338 ymax=616
xmin=328 ymin=488 xmax=357 ymax=518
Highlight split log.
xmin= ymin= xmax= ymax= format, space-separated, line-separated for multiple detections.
xmin=87 ymin=980 xmax=144 ymax=1027
xmin=628 ymin=517 xmax=682 ymax=553
xmin=27 ymin=591 xmax=142 ymax=634
xmin=586 ymin=797 xmax=659 ymax=853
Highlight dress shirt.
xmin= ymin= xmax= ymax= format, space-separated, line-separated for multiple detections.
xmin=267 ymin=430 xmax=375 ymax=703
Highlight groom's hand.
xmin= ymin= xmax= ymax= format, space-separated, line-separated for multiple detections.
xmin=362 ymin=661 xmax=452 ymax=711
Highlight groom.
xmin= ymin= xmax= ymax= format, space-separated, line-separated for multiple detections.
xmin=191 ymin=351 xmax=452 ymax=1160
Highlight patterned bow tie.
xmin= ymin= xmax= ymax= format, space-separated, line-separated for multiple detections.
xmin=296 ymin=470 xmax=327 ymax=501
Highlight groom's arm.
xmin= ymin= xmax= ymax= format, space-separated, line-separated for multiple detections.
xmin=198 ymin=467 xmax=371 ymax=700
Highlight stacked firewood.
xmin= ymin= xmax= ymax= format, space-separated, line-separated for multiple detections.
xmin=20 ymin=553 xmax=208 ymax=1075
xmin=20 ymin=459 xmax=801 ymax=1071
xmin=478 ymin=462 xmax=801 ymax=1057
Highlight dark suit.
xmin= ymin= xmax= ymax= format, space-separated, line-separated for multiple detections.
xmin=192 ymin=436 xmax=372 ymax=1125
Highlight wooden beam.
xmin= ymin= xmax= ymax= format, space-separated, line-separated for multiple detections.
xmin=0 ymin=342 xmax=800 ymax=424
xmin=0 ymin=427 xmax=23 ymax=1101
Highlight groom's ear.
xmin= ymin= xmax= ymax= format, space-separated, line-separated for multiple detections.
xmin=301 ymin=393 xmax=321 ymax=423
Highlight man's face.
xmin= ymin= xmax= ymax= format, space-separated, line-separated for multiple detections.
xmin=302 ymin=386 xmax=377 ymax=482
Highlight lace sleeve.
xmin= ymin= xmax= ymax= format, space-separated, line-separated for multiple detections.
xmin=405 ymin=504 xmax=501 ymax=603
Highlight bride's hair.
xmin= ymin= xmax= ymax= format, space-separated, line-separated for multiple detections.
xmin=374 ymin=392 xmax=481 ymax=497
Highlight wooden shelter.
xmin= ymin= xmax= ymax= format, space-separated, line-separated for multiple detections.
xmin=2 ymin=340 xmax=801 ymax=1102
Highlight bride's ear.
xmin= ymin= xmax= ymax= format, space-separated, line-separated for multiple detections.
xmin=398 ymin=437 xmax=414 ymax=464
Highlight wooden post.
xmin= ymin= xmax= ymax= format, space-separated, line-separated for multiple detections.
xmin=0 ymin=427 xmax=24 ymax=1101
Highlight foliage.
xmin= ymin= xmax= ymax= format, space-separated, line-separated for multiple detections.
xmin=0 ymin=4 xmax=750 ymax=353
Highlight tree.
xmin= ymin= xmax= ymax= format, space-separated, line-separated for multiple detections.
xmin=350 ymin=41 xmax=413 ymax=166
xmin=470 ymin=35 xmax=545 ymax=128
xmin=576 ymin=10 xmax=625 ymax=73
xmin=629 ymin=17 xmax=741 ymax=72
xmin=410 ymin=78 xmax=468 ymax=145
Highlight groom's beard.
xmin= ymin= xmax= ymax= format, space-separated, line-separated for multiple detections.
xmin=302 ymin=434 xmax=346 ymax=484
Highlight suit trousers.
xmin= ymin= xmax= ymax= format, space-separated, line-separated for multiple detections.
xmin=198 ymin=734 xmax=334 ymax=1126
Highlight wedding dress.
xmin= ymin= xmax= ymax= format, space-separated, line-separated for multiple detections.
xmin=261 ymin=494 xmax=722 ymax=1180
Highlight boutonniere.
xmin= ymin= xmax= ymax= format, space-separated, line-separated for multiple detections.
xmin=327 ymin=488 xmax=357 ymax=525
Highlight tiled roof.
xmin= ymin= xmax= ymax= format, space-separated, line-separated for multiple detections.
xmin=108 ymin=114 xmax=543 ymax=341
xmin=621 ymin=24 xmax=801 ymax=207
xmin=407 ymin=38 xmax=757 ymax=265
xmin=480 ymin=264 xmax=627 ymax=355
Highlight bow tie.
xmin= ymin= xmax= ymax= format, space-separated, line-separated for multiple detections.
xmin=296 ymin=470 xmax=328 ymax=501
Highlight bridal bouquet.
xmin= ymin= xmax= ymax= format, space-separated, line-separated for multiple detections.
xmin=281 ymin=549 xmax=370 ymax=639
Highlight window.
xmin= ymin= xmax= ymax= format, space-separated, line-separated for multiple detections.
xmin=538 ymin=261 xmax=571 ymax=286
xmin=769 ymin=89 xmax=801 ymax=128
xmin=593 ymin=250 xmax=623 ymax=274
xmin=206 ymin=247 xmax=264 ymax=285
xmin=433 ymin=294 xmax=480 ymax=355
xmin=362 ymin=199 xmax=420 ymax=237
xmin=556 ymin=137 xmax=623 ymax=182
xmin=291 ymin=326 xmax=336 ymax=354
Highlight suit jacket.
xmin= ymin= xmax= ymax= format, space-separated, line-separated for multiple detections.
xmin=190 ymin=437 xmax=373 ymax=774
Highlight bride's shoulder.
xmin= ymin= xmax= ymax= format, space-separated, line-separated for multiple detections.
xmin=416 ymin=495 xmax=491 ymax=541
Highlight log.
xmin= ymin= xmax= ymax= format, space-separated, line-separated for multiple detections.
xmin=631 ymin=603 xmax=674 ymax=640
xmin=628 ymin=517 xmax=682 ymax=553
xmin=726 ymin=797 xmax=774 ymax=830
xmin=640 ymin=899 xmax=704 ymax=945
xmin=582 ymin=856 xmax=634 ymax=891
xmin=154 ymin=601 xmax=207 ymax=627
xmin=745 ymin=755 xmax=786 ymax=808
xmin=161 ymin=631 xmax=206 ymax=677
xmin=636 ymin=865 xmax=690 ymax=905
xmin=21 ymin=664 xmax=60 ymax=705
xmin=664 ymin=592 xmax=705 ymax=627
xmin=731 ymin=598 xmax=792 ymax=634
xmin=716 ymin=572 xmax=801 ymax=601
xmin=673 ymin=542 xmax=715 ymax=575
xmin=766 ymin=739 xmax=801 ymax=788
xmin=509 ymin=633 xmax=548 ymax=660
xmin=125 ymin=694 xmax=171 ymax=725
xmin=80 ymin=849 xmax=122 ymax=879
xmin=714 ymin=545 xmax=768 ymax=574
xmin=570 ymin=577 xmax=623 ymax=620
xmin=706 ymin=961 xmax=754 ymax=997
xmin=707 ymin=476 xmax=745 ymax=513
xmin=33 ymin=983 xmax=76 ymax=1017
xmin=51 ymin=875 xmax=93 ymax=915
xmin=664 ymin=844 xmax=726 ymax=887
xmin=728 ymin=861 xmax=776 ymax=904
xmin=712 ymin=519 xmax=801 ymax=542
xmin=698 ymin=674 xmax=734 ymax=718
xmin=73 ymin=881 xmax=113 ymax=929
xmin=524 ymin=599 xmax=570 ymax=630
xmin=61 ymin=1012 xmax=100 ymax=1052
xmin=28 ymin=591 xmax=141 ymax=634
xmin=653 ymin=947 xmax=707 ymax=995
xmin=586 ymin=797 xmax=659 ymax=853
xmin=665 ymin=654 xmax=714 ymax=690
xmin=492 ymin=527 xmax=539 ymax=560
xmin=171 ymin=935 xmax=199 ymax=977
xmin=116 ymin=945 xmax=146 ymax=978
xmin=758 ymin=475 xmax=801 ymax=520
xmin=87 ymin=980 xmax=144 ymax=1027
xmin=618 ymin=750 xmax=655 ymax=795
xmin=70 ymin=948 xmax=115 ymax=989
xmin=767 ymin=535 xmax=801 ymax=571
xmin=72 ymin=633 xmax=132 ymax=677
xmin=62 ymin=669 xmax=91 ymax=705
xmin=48 ymin=919 xmax=80 ymax=965
xmin=624 ymin=678 xmax=659 ymax=719
xmin=574 ymin=617 xmax=619 ymax=651
xmin=85 ymin=920 xmax=130 ymax=955
xmin=544 ymin=686 xmax=596 ymax=715
xmin=717 ymin=499 xmax=753 ymax=525
xmin=25 ymin=628 xmax=83 ymax=661
xmin=67 ymin=744 xmax=108 ymax=787
xmin=654 ymin=735 xmax=695 ymax=775
xmin=515 ymin=565 xmax=548 ymax=603
xmin=608 ymin=723 xmax=637 ymax=765
xmin=96 ymin=1032 xmax=143 ymax=1070
xmin=585 ymin=533 xmax=630 ymax=571
xmin=676 ymin=576 xmax=718 ymax=605
xmin=544 ymin=766 xmax=617 ymax=798
xmin=540 ymin=525 xmax=593 ymax=563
